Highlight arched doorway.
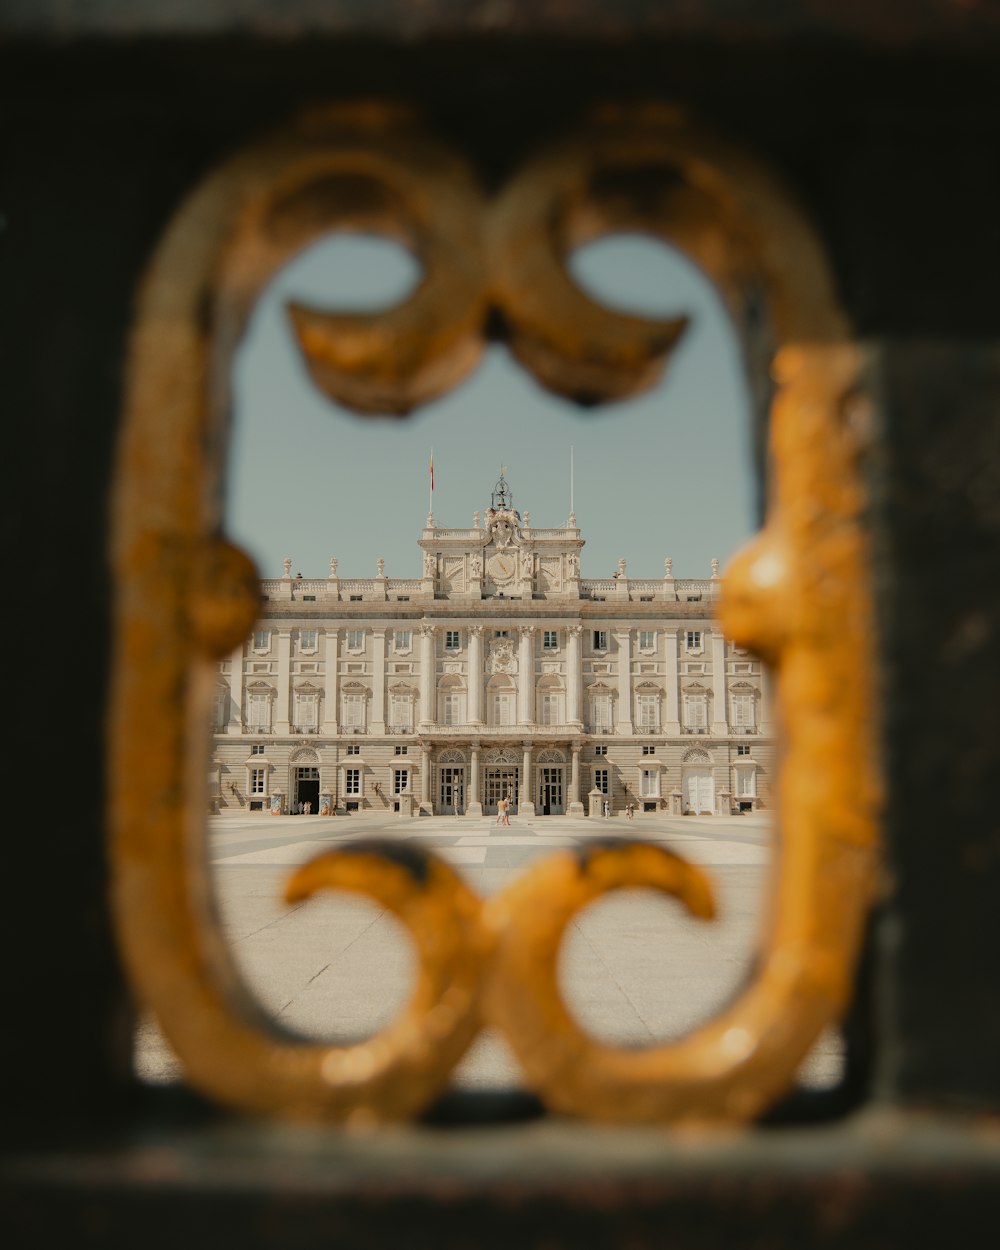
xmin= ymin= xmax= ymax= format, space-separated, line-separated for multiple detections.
xmin=536 ymin=748 xmax=566 ymax=815
xmin=437 ymin=748 xmax=465 ymax=815
xmin=483 ymin=746 xmax=519 ymax=815
xmin=682 ymin=748 xmax=715 ymax=815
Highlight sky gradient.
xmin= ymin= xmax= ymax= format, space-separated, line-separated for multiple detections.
xmin=227 ymin=233 xmax=758 ymax=582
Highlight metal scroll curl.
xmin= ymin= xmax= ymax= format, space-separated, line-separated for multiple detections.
xmin=109 ymin=104 xmax=880 ymax=1124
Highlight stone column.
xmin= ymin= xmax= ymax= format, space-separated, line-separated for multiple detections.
xmin=468 ymin=625 xmax=484 ymax=725
xmin=517 ymin=626 xmax=534 ymax=725
xmin=519 ymin=740 xmax=536 ymax=817
xmin=418 ymin=624 xmax=436 ymax=728
xmin=468 ymin=740 xmax=482 ymax=817
xmin=226 ymin=643 xmax=244 ymax=734
xmin=322 ymin=629 xmax=339 ymax=733
xmin=566 ymin=624 xmax=583 ymax=727
xmin=569 ymin=744 xmax=584 ymax=815
xmin=275 ymin=629 xmax=292 ymax=734
xmin=420 ymin=743 xmax=433 ymax=815
xmin=711 ymin=629 xmax=729 ymax=735
xmin=615 ymin=628 xmax=633 ymax=735
xmin=371 ymin=628 xmax=386 ymax=734
xmin=664 ymin=627 xmax=680 ymax=734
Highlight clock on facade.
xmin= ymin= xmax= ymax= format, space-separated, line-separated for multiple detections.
xmin=487 ymin=552 xmax=516 ymax=582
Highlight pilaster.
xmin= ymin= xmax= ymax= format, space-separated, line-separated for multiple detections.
xmin=519 ymin=740 xmax=536 ymax=817
xmin=711 ymin=629 xmax=728 ymax=735
xmin=322 ymin=629 xmax=339 ymax=733
xmin=468 ymin=625 xmax=484 ymax=725
xmin=226 ymin=644 xmax=244 ymax=734
xmin=664 ymin=627 xmax=681 ymax=734
xmin=275 ymin=629 xmax=291 ymax=734
xmin=418 ymin=624 xmax=436 ymax=729
xmin=371 ymin=628 xmax=386 ymax=734
xmin=615 ymin=628 xmax=633 ymax=735
xmin=517 ymin=626 xmax=534 ymax=725
xmin=468 ymin=740 xmax=483 ymax=817
xmin=566 ymin=624 xmax=583 ymax=727
xmin=568 ymin=744 xmax=584 ymax=815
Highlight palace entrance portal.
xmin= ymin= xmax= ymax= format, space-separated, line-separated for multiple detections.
xmin=538 ymin=766 xmax=565 ymax=815
xmin=484 ymin=767 xmax=519 ymax=815
xmin=439 ymin=766 xmax=465 ymax=815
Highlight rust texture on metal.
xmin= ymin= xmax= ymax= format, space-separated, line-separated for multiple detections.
xmin=109 ymin=104 xmax=881 ymax=1123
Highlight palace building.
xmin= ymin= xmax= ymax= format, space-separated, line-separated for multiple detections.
xmin=210 ymin=473 xmax=772 ymax=817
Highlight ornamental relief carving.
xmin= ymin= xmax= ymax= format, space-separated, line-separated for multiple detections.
xmin=487 ymin=637 xmax=516 ymax=674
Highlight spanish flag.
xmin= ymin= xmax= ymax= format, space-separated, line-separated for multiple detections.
xmin=429 ymin=451 xmax=434 ymax=492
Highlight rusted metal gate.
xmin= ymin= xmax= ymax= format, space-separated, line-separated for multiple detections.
xmin=3 ymin=3 xmax=1000 ymax=1245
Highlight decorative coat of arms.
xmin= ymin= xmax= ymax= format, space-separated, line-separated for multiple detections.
xmin=488 ymin=637 xmax=516 ymax=674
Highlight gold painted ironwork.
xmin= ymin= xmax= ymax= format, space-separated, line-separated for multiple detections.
xmin=109 ymin=103 xmax=880 ymax=1124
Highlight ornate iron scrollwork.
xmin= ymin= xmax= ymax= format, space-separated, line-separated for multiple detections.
xmin=109 ymin=103 xmax=880 ymax=1124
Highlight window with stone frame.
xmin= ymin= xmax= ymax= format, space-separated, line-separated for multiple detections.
xmin=731 ymin=690 xmax=756 ymax=733
xmin=298 ymin=629 xmax=318 ymax=652
xmin=590 ymin=691 xmax=612 ymax=730
xmin=539 ymin=691 xmax=563 ymax=726
xmin=684 ymin=691 xmax=708 ymax=731
xmin=211 ymin=689 xmax=228 ymax=732
xmin=393 ymin=629 xmax=412 ymax=651
xmin=250 ymin=768 xmax=267 ymax=796
xmin=685 ymin=630 xmax=703 ymax=651
xmin=492 ymin=691 xmax=514 ymax=725
xmin=393 ymin=768 xmax=408 ymax=795
xmin=542 ymin=629 xmax=559 ymax=650
xmin=444 ymin=629 xmax=461 ymax=651
xmin=391 ymin=692 xmax=413 ymax=731
xmin=593 ymin=767 xmax=609 ymax=795
xmin=346 ymin=629 xmax=365 ymax=651
xmin=441 ymin=690 xmax=465 ymax=725
xmin=345 ymin=768 xmax=361 ymax=796
xmin=342 ymin=691 xmax=366 ymax=730
xmin=294 ymin=690 xmax=318 ymax=731
xmin=638 ymin=629 xmax=656 ymax=650
xmin=637 ymin=691 xmax=660 ymax=730
xmin=248 ymin=690 xmax=271 ymax=732
xmin=640 ymin=768 xmax=660 ymax=797
xmin=252 ymin=629 xmax=270 ymax=651
xmin=592 ymin=629 xmax=609 ymax=651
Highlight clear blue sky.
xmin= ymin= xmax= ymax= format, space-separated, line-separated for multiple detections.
xmin=227 ymin=233 xmax=757 ymax=582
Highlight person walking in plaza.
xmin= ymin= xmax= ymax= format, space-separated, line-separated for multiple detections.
xmin=496 ymin=796 xmax=506 ymax=826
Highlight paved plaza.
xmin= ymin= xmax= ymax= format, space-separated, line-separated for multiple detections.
xmin=136 ymin=810 xmax=842 ymax=1092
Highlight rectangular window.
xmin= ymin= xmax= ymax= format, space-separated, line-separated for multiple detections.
xmin=735 ymin=767 xmax=756 ymax=797
xmin=637 ymin=693 xmax=660 ymax=730
xmin=684 ymin=693 xmax=708 ymax=730
xmin=640 ymin=768 xmax=659 ymax=798
xmin=590 ymin=693 xmax=612 ymax=730
xmin=493 ymin=692 xmax=514 ymax=725
xmin=249 ymin=692 xmax=270 ymax=732
xmin=250 ymin=743 xmax=265 ymax=756
xmin=444 ymin=629 xmax=461 ymax=650
xmin=731 ymin=692 xmax=756 ymax=732
xmin=211 ymin=691 xmax=228 ymax=731
xmin=250 ymin=768 xmax=266 ymax=795
xmin=638 ymin=630 xmax=655 ymax=649
xmin=639 ymin=596 xmax=653 ymax=603
xmin=295 ymin=692 xmax=317 ymax=729
xmin=642 ymin=745 xmax=655 ymax=756
xmin=394 ymin=630 xmax=412 ymax=650
xmin=593 ymin=630 xmax=608 ymax=651
xmin=349 ymin=594 xmax=363 ymax=601
xmin=594 ymin=767 xmax=609 ymax=795
xmin=391 ymin=694 xmax=412 ymax=731
xmin=442 ymin=692 xmax=463 ymax=725
xmin=394 ymin=745 xmax=408 ymax=756
xmin=594 ymin=744 xmax=607 ymax=756
xmin=542 ymin=630 xmax=559 ymax=650
xmin=393 ymin=769 xmax=408 ymax=795
xmin=347 ymin=629 xmax=364 ymax=650
xmin=686 ymin=630 xmax=702 ymax=651
xmin=253 ymin=629 xmax=270 ymax=651
xmin=346 ymin=743 xmax=361 ymax=756
xmin=493 ymin=629 xmax=509 ymax=639
xmin=540 ymin=692 xmax=560 ymax=726
xmin=345 ymin=768 xmax=361 ymax=796
xmin=736 ymin=744 xmax=751 ymax=756
xmin=299 ymin=629 xmax=317 ymax=650
xmin=342 ymin=693 xmax=365 ymax=729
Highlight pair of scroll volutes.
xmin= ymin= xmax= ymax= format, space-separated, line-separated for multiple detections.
xmin=109 ymin=104 xmax=881 ymax=1125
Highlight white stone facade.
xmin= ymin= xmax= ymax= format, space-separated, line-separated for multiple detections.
xmin=210 ymin=476 xmax=773 ymax=817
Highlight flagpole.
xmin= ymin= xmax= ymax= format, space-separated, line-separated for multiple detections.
xmin=428 ymin=447 xmax=434 ymax=525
